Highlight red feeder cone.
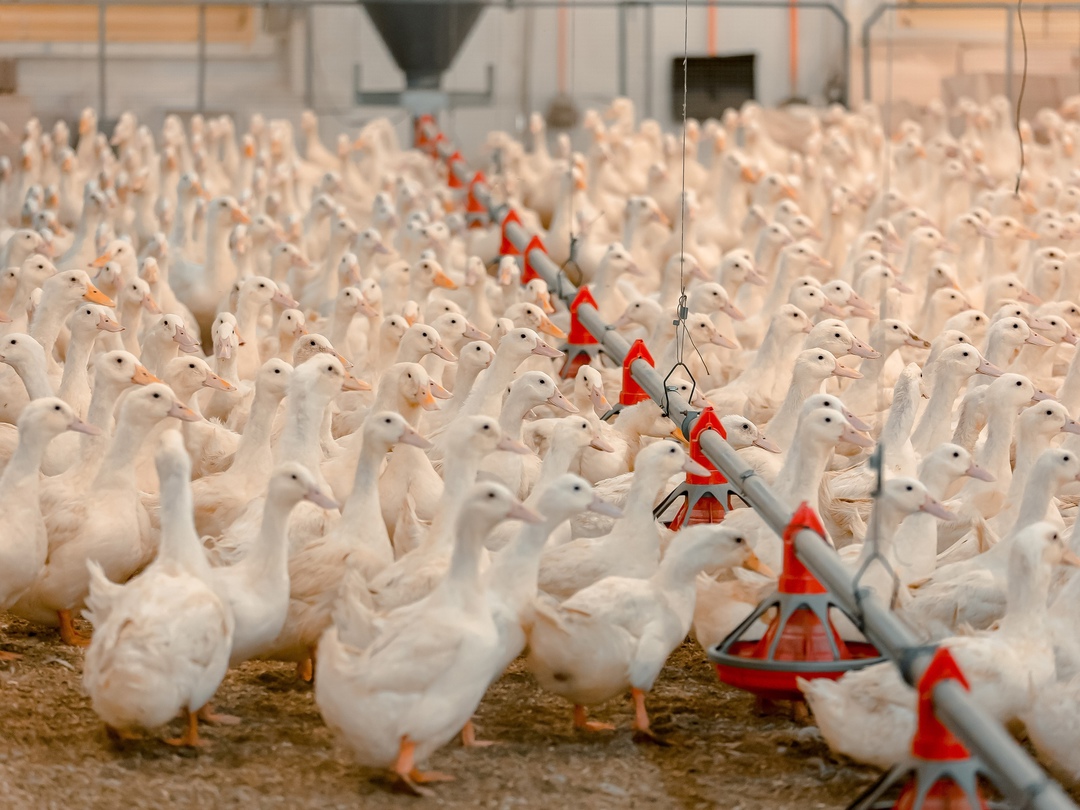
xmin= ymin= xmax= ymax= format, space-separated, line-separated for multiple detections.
xmin=414 ymin=115 xmax=435 ymax=151
xmin=521 ymin=235 xmax=547 ymax=284
xmin=499 ymin=210 xmax=523 ymax=257
xmin=601 ymin=339 xmax=654 ymax=421
xmin=466 ymin=172 xmax=489 ymax=229
xmin=709 ymin=502 xmax=884 ymax=701
xmin=559 ymin=286 xmax=606 ymax=379
xmin=653 ymin=407 xmax=738 ymax=529
xmin=446 ymin=151 xmax=466 ymax=189
xmin=848 ymin=648 xmax=990 ymax=810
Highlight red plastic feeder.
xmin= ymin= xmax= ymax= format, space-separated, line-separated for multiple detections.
xmin=848 ymin=648 xmax=990 ymax=810
xmin=466 ymin=172 xmax=489 ymax=229
xmin=413 ymin=115 xmax=436 ymax=152
xmin=521 ymin=235 xmax=547 ymax=284
xmin=653 ymin=407 xmax=739 ymax=528
xmin=446 ymin=151 xmax=466 ymax=189
xmin=499 ymin=210 xmax=523 ymax=257
xmin=708 ymin=503 xmax=884 ymax=702
xmin=601 ymin=339 xmax=653 ymax=421
xmin=560 ymin=286 xmax=607 ymax=379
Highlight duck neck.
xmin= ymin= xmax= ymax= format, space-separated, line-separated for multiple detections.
xmin=446 ymin=362 xmax=486 ymax=414
xmin=242 ymin=494 xmax=297 ymax=585
xmin=498 ymin=395 xmax=537 ymax=441
xmin=339 ymin=438 xmax=392 ymax=562
xmin=10 ymin=357 xmax=54 ymax=400
xmin=28 ymin=299 xmax=69 ymax=358
xmin=1 ymin=425 xmax=52 ymax=486
xmin=157 ymin=466 xmax=212 ymax=576
xmin=487 ymin=515 xmax=560 ymax=605
xmin=203 ymin=218 xmax=233 ymax=291
xmin=976 ymin=402 xmax=1020 ymax=478
xmin=92 ymin=415 xmax=153 ymax=491
xmin=912 ymin=371 xmax=964 ymax=450
xmin=231 ymin=388 xmax=282 ymax=473
xmin=623 ymin=460 xmax=673 ymax=523
xmin=441 ymin=515 xmax=492 ymax=607
xmin=1058 ymin=350 xmax=1080 ymax=415
xmin=57 ymin=330 xmax=97 ymax=411
xmin=774 ymin=436 xmax=833 ymax=507
xmin=999 ymin=547 xmax=1052 ymax=638
xmin=278 ymin=387 xmax=332 ymax=480
xmin=419 ymin=447 xmax=484 ymax=555
xmin=1010 ymin=464 xmax=1061 ymax=535
xmin=881 ymin=382 xmax=918 ymax=452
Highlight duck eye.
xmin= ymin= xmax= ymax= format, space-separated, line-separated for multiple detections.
xmin=1017 ymin=381 xmax=1022 ymax=386
xmin=54 ymin=404 xmax=61 ymax=411
xmin=153 ymin=392 xmax=160 ymax=398
xmin=825 ymin=417 xmax=832 ymax=423
xmin=291 ymin=474 xmax=297 ymax=480
xmin=488 ymin=492 xmax=496 ymax=499
xmin=734 ymin=536 xmax=744 ymax=544
xmin=953 ymin=452 xmax=959 ymax=457
xmin=274 ymin=368 xmax=281 ymax=374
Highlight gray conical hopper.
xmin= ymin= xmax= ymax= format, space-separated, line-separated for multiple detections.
xmin=362 ymin=2 xmax=485 ymax=90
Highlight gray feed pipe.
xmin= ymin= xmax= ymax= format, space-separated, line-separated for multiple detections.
xmin=436 ymin=141 xmax=1079 ymax=810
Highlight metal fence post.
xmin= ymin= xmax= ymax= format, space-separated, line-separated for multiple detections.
xmin=197 ymin=3 xmax=207 ymax=114
xmin=304 ymin=2 xmax=315 ymax=109
xmin=618 ymin=0 xmax=628 ymax=97
xmin=644 ymin=1 xmax=653 ymax=117
xmin=98 ymin=0 xmax=107 ymax=120
xmin=1005 ymin=5 xmax=1014 ymax=113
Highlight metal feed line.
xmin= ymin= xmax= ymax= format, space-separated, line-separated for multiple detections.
xmin=434 ymin=135 xmax=1080 ymax=810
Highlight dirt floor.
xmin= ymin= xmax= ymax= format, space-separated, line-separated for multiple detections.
xmin=0 ymin=614 xmax=883 ymax=809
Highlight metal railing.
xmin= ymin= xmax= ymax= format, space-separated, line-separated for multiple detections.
xmin=1 ymin=0 xmax=850 ymax=122
xmin=862 ymin=1 xmax=1080 ymax=107
xmin=432 ymin=131 xmax=1079 ymax=810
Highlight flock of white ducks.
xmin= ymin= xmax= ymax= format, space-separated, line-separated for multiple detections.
xmin=3 ymin=94 xmax=1080 ymax=793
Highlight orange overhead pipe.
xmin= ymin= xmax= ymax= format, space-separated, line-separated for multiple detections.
xmin=707 ymin=0 xmax=717 ymax=57
xmin=789 ymin=0 xmax=799 ymax=98
xmin=557 ymin=0 xmax=568 ymax=95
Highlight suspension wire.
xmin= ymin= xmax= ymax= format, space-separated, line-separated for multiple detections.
xmin=561 ymin=0 xmax=580 ymax=292
xmin=882 ymin=7 xmax=895 ymax=200
xmin=1014 ymin=0 xmax=1029 ymax=196
xmin=852 ymin=445 xmax=903 ymax=617
xmin=662 ymin=0 xmax=696 ymax=414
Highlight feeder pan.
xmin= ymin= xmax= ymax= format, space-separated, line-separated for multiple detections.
xmin=560 ymin=286 xmax=607 ymax=379
xmin=708 ymin=502 xmax=884 ymax=702
xmin=653 ymin=406 xmax=741 ymax=528
xmin=602 ymin=338 xmax=654 ymax=422
xmin=848 ymin=648 xmax=993 ymax=810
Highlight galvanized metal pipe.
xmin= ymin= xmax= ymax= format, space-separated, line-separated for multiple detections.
xmin=449 ymin=152 xmax=1078 ymax=810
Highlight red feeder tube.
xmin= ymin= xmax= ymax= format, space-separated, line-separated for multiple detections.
xmin=709 ymin=502 xmax=884 ymax=702
xmin=848 ymin=648 xmax=990 ymax=810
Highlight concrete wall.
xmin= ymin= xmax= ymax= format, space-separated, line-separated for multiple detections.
xmin=0 ymin=2 xmax=849 ymax=153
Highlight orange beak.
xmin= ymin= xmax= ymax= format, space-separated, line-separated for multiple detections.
xmin=420 ymin=386 xmax=440 ymax=410
xmin=574 ymin=177 xmax=588 ymax=191
xmin=232 ymin=207 xmax=251 ymax=225
xmin=341 ymin=371 xmax=370 ymax=392
xmin=740 ymin=165 xmax=758 ymax=183
xmin=83 ymin=282 xmax=115 ymax=307
xmin=539 ymin=316 xmax=567 ymax=340
xmin=131 ymin=365 xmax=161 ymax=385
xmin=91 ymin=251 xmax=113 ymax=268
xmin=334 ymin=351 xmax=354 ymax=369
xmin=433 ymin=268 xmax=458 ymax=290
xmin=143 ymin=294 xmax=162 ymax=314
xmin=744 ymin=549 xmax=775 ymax=577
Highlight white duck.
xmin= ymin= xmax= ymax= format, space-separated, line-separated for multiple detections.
xmin=314 ymin=482 xmax=540 ymax=796
xmin=527 ymin=525 xmax=756 ymax=739
xmin=83 ymin=432 xmax=233 ymax=746
xmin=0 ymin=399 xmax=94 ymax=629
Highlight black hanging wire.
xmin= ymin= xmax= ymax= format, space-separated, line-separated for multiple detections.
xmin=1014 ymin=0 xmax=1029 ymax=196
xmin=852 ymin=444 xmax=903 ymax=619
xmin=661 ymin=0 xmax=704 ymax=415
